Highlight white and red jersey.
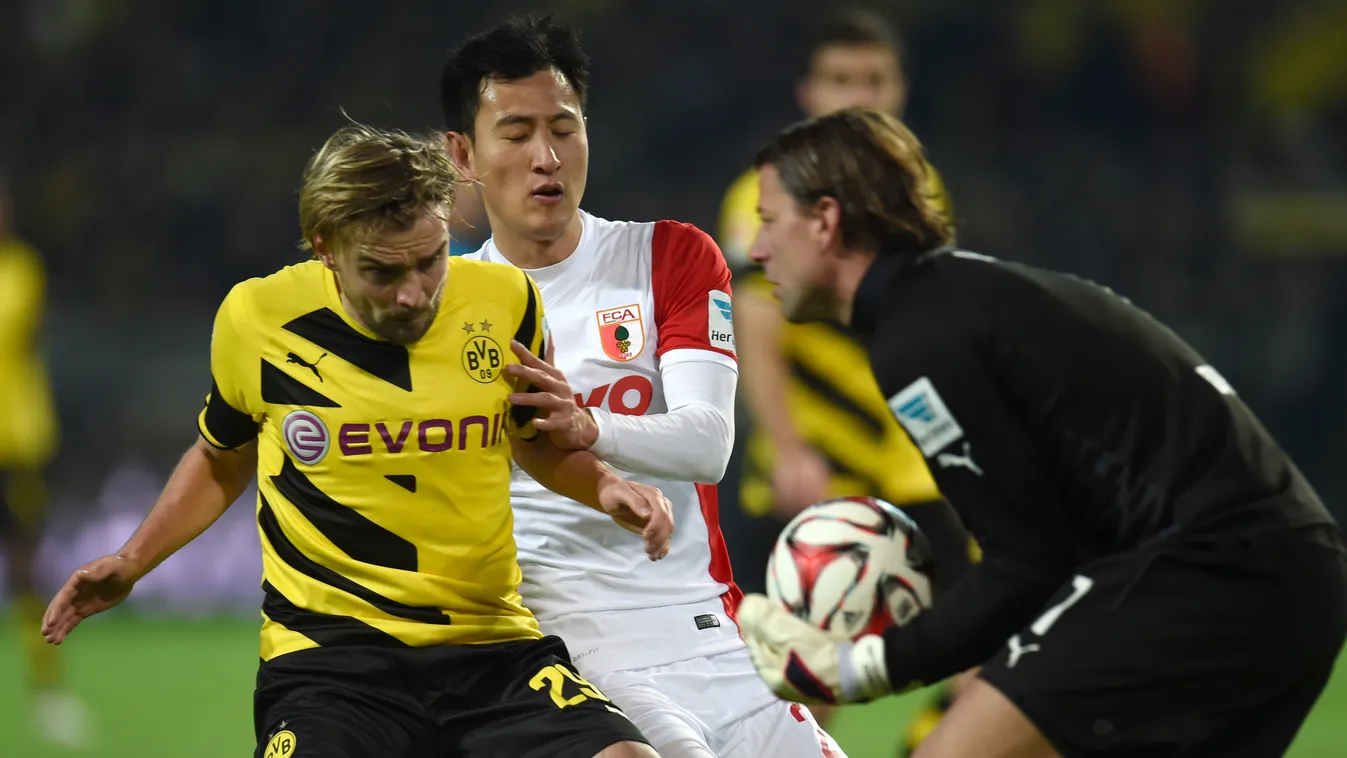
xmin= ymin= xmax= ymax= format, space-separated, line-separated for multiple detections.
xmin=465 ymin=211 xmax=744 ymax=673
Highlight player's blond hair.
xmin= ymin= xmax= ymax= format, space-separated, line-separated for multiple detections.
xmin=298 ymin=121 xmax=458 ymax=253
xmin=755 ymin=107 xmax=953 ymax=255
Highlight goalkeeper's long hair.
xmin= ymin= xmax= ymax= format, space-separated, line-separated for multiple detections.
xmin=754 ymin=108 xmax=953 ymax=258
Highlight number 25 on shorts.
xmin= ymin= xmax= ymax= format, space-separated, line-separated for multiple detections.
xmin=530 ymin=663 xmax=612 ymax=709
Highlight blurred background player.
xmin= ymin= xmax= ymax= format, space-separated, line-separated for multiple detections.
xmin=0 ymin=177 xmax=91 ymax=749
xmin=716 ymin=9 xmax=971 ymax=751
xmin=446 ymin=14 xmax=844 ymax=756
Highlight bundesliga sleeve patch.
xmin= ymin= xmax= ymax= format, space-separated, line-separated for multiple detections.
xmin=887 ymin=376 xmax=964 ymax=457
xmin=708 ymin=290 xmax=735 ymax=351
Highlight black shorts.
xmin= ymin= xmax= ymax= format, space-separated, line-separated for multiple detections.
xmin=980 ymin=527 xmax=1347 ymax=757
xmin=254 ymin=635 xmax=648 ymax=758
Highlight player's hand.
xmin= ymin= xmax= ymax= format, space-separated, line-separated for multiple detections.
xmin=506 ymin=340 xmax=600 ymax=452
xmin=771 ymin=444 xmax=832 ymax=518
xmin=597 ymin=476 xmax=673 ymax=560
xmin=41 ymin=553 xmax=142 ymax=645
xmin=738 ymin=593 xmax=893 ymax=705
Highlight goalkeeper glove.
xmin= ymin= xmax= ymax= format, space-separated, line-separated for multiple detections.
xmin=738 ymin=593 xmax=893 ymax=704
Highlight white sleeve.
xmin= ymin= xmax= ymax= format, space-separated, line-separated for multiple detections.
xmin=587 ymin=348 xmax=738 ymax=484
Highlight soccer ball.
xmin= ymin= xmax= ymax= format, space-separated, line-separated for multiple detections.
xmin=766 ymin=496 xmax=933 ymax=641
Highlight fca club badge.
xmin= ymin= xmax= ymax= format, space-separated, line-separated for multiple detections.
xmin=596 ymin=304 xmax=645 ymax=362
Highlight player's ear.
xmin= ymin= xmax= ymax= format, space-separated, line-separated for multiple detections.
xmin=444 ymin=131 xmax=476 ymax=180
xmin=812 ymin=196 xmax=843 ymax=248
xmin=312 ymin=235 xmax=338 ymax=271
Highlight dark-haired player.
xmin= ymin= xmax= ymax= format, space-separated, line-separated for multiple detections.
xmin=443 ymin=14 xmax=846 ymax=758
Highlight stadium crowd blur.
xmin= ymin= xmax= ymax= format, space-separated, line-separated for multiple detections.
xmin=3 ymin=0 xmax=1346 ymax=599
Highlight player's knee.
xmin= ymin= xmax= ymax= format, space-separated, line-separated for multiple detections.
xmin=591 ymin=739 xmax=661 ymax=758
xmin=950 ymin=667 xmax=980 ymax=697
xmin=912 ymin=679 xmax=1060 ymax=758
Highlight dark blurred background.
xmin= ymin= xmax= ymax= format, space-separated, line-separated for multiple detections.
xmin=6 ymin=0 xmax=1346 ymax=507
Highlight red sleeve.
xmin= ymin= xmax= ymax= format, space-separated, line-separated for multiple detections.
xmin=650 ymin=220 xmax=736 ymax=360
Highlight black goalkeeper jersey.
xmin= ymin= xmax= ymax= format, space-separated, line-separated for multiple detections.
xmin=848 ymin=247 xmax=1339 ymax=689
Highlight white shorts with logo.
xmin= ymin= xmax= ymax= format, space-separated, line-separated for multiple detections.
xmin=589 ymin=647 xmax=846 ymax=758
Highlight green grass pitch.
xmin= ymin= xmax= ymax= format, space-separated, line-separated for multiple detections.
xmin=2 ymin=612 xmax=1342 ymax=756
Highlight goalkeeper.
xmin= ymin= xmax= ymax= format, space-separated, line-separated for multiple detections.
xmin=738 ymin=107 xmax=1346 ymax=758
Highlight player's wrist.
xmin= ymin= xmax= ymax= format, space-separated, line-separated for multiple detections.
xmin=836 ymin=634 xmax=892 ymax=702
xmin=112 ymin=549 xmax=148 ymax=580
xmin=579 ymin=407 xmax=600 ymax=449
xmin=593 ymin=466 xmax=623 ymax=493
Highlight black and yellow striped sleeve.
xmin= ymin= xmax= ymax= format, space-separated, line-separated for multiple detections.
xmin=506 ymin=269 xmax=547 ymax=441
xmin=197 ymin=284 xmax=262 ymax=449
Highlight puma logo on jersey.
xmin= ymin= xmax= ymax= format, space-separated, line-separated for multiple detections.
xmin=287 ymin=351 xmax=327 ymax=382
xmin=1006 ymin=634 xmax=1041 ymax=668
xmin=936 ymin=442 xmax=982 ymax=476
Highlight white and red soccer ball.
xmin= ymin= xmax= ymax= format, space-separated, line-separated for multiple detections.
xmin=767 ymin=496 xmax=934 ymax=641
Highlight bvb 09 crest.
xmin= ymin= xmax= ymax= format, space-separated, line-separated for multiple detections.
xmin=596 ymin=304 xmax=645 ymax=362
xmin=461 ymin=319 xmax=503 ymax=384
xmin=263 ymin=730 xmax=297 ymax=758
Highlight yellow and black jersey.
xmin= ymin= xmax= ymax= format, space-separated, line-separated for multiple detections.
xmin=736 ymin=270 xmax=942 ymax=516
xmin=0 ymin=235 xmax=58 ymax=469
xmin=199 ymin=258 xmax=548 ymax=661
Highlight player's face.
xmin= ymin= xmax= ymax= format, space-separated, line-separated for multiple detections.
xmin=798 ymin=44 xmax=906 ymax=118
xmin=459 ymin=68 xmax=588 ymax=242
xmin=749 ymin=165 xmax=838 ymax=323
xmin=326 ymin=211 xmax=449 ymax=345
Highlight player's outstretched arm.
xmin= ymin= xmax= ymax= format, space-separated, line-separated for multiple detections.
xmin=510 ymin=434 xmax=672 ymax=560
xmin=41 ymin=436 xmax=256 ymax=644
xmin=506 ymin=339 xmax=736 ymax=484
